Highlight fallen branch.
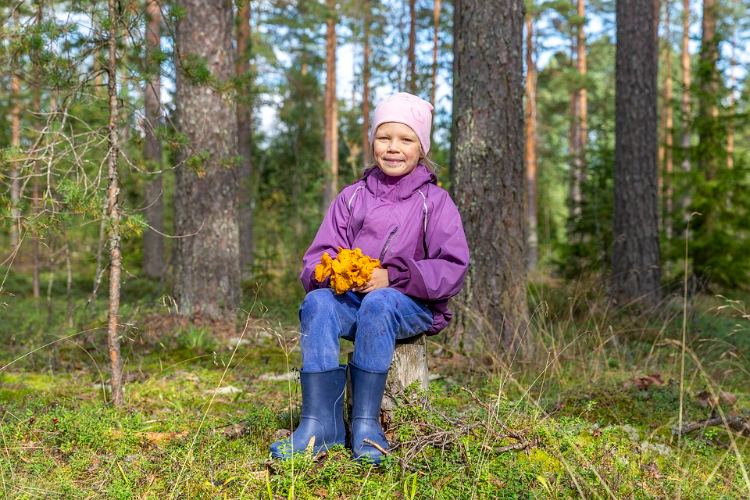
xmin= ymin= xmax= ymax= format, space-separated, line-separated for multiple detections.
xmin=673 ymin=416 xmax=750 ymax=436
xmin=363 ymin=438 xmax=390 ymax=455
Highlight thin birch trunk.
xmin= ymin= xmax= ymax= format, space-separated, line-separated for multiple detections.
xmin=107 ymin=0 xmax=124 ymax=407
xmin=525 ymin=12 xmax=538 ymax=273
xmin=407 ymin=0 xmax=417 ymax=94
xmin=322 ymin=0 xmax=339 ymax=210
xmin=431 ymin=0 xmax=441 ymax=107
xmin=362 ymin=0 xmax=371 ymax=163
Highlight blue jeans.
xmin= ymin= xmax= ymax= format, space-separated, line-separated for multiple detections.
xmin=299 ymin=288 xmax=434 ymax=372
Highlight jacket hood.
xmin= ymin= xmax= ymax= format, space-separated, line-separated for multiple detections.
xmin=361 ymin=164 xmax=437 ymax=201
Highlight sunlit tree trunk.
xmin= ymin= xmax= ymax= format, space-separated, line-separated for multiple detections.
xmin=142 ymin=0 xmax=164 ymax=279
xmin=525 ymin=12 xmax=538 ymax=273
xmin=612 ymin=0 xmax=662 ymax=306
xmin=237 ymin=0 xmax=254 ymax=275
xmin=452 ymin=0 xmax=529 ymax=355
xmin=407 ymin=0 xmax=417 ymax=93
xmin=362 ymin=0 xmax=371 ymax=163
xmin=174 ymin=0 xmax=241 ymax=319
xmin=430 ymin=0 xmax=441 ymax=108
xmin=106 ymin=0 xmax=125 ymax=407
xmin=322 ymin=0 xmax=339 ymax=210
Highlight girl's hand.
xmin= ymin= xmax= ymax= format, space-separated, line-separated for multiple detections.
xmin=352 ymin=268 xmax=389 ymax=293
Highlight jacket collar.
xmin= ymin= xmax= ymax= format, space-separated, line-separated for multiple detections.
xmin=362 ymin=164 xmax=437 ymax=201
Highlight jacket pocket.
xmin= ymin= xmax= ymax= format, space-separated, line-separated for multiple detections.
xmin=380 ymin=227 xmax=398 ymax=261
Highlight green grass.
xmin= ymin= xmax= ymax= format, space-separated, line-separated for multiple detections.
xmin=1 ymin=273 xmax=749 ymax=498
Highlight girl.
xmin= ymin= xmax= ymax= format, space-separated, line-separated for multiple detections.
xmin=270 ymin=92 xmax=470 ymax=464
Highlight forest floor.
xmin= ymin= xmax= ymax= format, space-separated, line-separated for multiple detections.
xmin=1 ymin=271 xmax=749 ymax=499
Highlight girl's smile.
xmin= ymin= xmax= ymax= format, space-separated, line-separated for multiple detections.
xmin=373 ymin=122 xmax=422 ymax=177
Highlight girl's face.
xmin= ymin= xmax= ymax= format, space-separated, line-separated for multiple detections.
xmin=372 ymin=122 xmax=422 ymax=177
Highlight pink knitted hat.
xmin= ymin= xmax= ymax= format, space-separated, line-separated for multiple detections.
xmin=369 ymin=92 xmax=435 ymax=154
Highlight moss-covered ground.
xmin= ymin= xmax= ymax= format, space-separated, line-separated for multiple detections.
xmin=1 ymin=271 xmax=749 ymax=499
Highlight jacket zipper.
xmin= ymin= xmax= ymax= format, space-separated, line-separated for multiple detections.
xmin=380 ymin=227 xmax=398 ymax=261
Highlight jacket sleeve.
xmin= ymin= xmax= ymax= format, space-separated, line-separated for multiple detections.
xmin=386 ymin=191 xmax=469 ymax=301
xmin=300 ymin=190 xmax=353 ymax=293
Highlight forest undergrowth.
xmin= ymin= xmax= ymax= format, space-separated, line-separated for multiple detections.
xmin=1 ymin=269 xmax=749 ymax=499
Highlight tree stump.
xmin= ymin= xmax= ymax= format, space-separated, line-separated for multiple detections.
xmin=346 ymin=333 xmax=429 ymax=437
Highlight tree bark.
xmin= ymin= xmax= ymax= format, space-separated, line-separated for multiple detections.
xmin=612 ymin=0 xmax=662 ymax=306
xmin=107 ymin=0 xmax=124 ymax=407
xmin=237 ymin=0 xmax=254 ymax=275
xmin=322 ymin=0 xmax=339 ymax=210
xmin=407 ymin=0 xmax=417 ymax=94
xmin=142 ymin=0 xmax=164 ymax=279
xmin=452 ymin=0 xmax=529 ymax=355
xmin=525 ymin=12 xmax=538 ymax=273
xmin=174 ymin=0 xmax=241 ymax=319
xmin=362 ymin=0 xmax=371 ymax=163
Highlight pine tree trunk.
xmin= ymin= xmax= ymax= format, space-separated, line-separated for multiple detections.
xmin=107 ymin=0 xmax=124 ymax=407
xmin=237 ymin=0 xmax=254 ymax=275
xmin=362 ymin=0 xmax=371 ymax=163
xmin=525 ymin=12 xmax=538 ymax=273
xmin=452 ymin=0 xmax=529 ymax=355
xmin=142 ymin=0 xmax=164 ymax=279
xmin=407 ymin=0 xmax=417 ymax=94
xmin=174 ymin=0 xmax=241 ymax=319
xmin=612 ymin=0 xmax=662 ymax=306
xmin=431 ymin=0 xmax=441 ymax=108
xmin=322 ymin=0 xmax=339 ymax=210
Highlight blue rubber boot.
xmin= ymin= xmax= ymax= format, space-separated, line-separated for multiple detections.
xmin=270 ymin=366 xmax=347 ymax=459
xmin=349 ymin=362 xmax=390 ymax=465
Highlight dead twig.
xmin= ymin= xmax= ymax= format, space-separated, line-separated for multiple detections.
xmin=673 ymin=415 xmax=750 ymax=437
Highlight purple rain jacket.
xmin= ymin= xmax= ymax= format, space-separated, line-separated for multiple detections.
xmin=300 ymin=164 xmax=470 ymax=335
